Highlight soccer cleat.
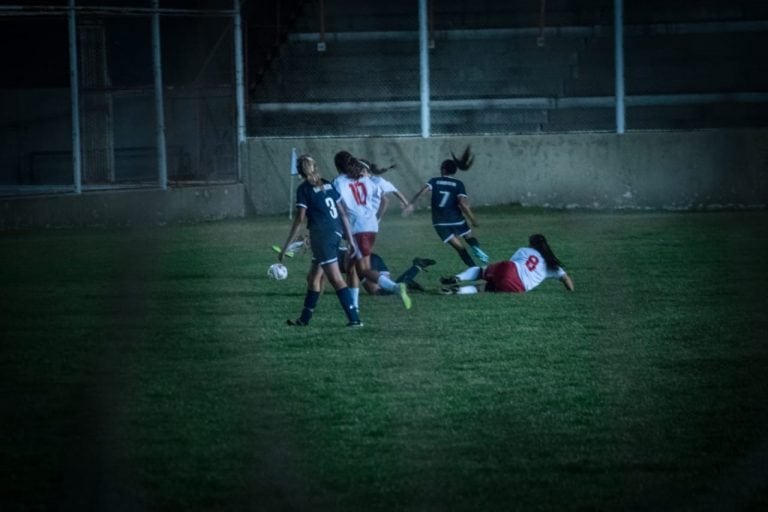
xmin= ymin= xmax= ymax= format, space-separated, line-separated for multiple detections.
xmin=287 ymin=239 xmax=306 ymax=253
xmin=396 ymin=283 xmax=412 ymax=310
xmin=440 ymin=275 xmax=459 ymax=286
xmin=286 ymin=318 xmax=308 ymax=326
xmin=272 ymin=245 xmax=294 ymax=258
xmin=471 ymin=246 xmax=490 ymax=264
xmin=406 ymin=279 xmax=426 ymax=292
xmin=346 ymin=321 xmax=364 ymax=327
xmin=412 ymin=257 xmax=437 ymax=271
xmin=439 ymin=285 xmax=458 ymax=295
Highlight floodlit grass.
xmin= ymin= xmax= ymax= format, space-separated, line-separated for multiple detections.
xmin=1 ymin=207 xmax=767 ymax=511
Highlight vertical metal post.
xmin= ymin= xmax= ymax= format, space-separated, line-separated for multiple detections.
xmin=419 ymin=0 xmax=430 ymax=138
xmin=614 ymin=0 xmax=625 ymax=134
xmin=68 ymin=0 xmax=82 ymax=194
xmin=152 ymin=0 xmax=168 ymax=189
xmin=317 ymin=0 xmax=326 ymax=51
xmin=234 ymin=0 xmax=246 ymax=180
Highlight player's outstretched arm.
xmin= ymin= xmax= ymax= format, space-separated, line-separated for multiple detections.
xmin=376 ymin=194 xmax=390 ymax=221
xmin=409 ymin=184 xmax=430 ymax=206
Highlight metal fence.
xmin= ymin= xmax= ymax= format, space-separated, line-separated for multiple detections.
xmin=247 ymin=0 xmax=768 ymax=138
xmin=0 ymin=1 xmax=242 ymax=197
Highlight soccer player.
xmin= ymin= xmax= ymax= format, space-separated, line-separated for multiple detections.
xmin=338 ymin=249 xmax=436 ymax=295
xmin=409 ymin=146 xmax=490 ymax=267
xmin=278 ymin=154 xmax=363 ymax=327
xmin=439 ymin=234 xmax=574 ymax=294
xmin=333 ymin=156 xmax=412 ymax=310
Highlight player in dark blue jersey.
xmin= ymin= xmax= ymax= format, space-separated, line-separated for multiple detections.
xmin=278 ymin=154 xmax=362 ymax=327
xmin=410 ymin=146 xmax=490 ymax=267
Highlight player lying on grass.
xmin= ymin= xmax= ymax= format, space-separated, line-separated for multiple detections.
xmin=338 ymin=249 xmax=436 ymax=295
xmin=440 ymin=234 xmax=574 ymax=294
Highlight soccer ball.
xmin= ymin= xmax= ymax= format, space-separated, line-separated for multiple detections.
xmin=267 ymin=263 xmax=288 ymax=280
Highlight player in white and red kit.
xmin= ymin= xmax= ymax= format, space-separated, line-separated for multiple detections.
xmin=440 ymin=234 xmax=574 ymax=294
xmin=332 ymin=154 xmax=412 ymax=309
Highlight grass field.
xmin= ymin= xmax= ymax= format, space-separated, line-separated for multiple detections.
xmin=2 ymin=207 xmax=767 ymax=511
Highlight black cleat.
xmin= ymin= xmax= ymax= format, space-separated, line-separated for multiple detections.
xmin=347 ymin=321 xmax=364 ymax=327
xmin=406 ymin=279 xmax=426 ymax=292
xmin=287 ymin=318 xmax=308 ymax=326
xmin=412 ymin=257 xmax=437 ymax=271
xmin=440 ymin=275 xmax=459 ymax=285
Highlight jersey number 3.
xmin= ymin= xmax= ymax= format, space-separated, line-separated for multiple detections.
xmin=325 ymin=197 xmax=339 ymax=218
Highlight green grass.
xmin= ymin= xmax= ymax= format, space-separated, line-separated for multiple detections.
xmin=2 ymin=207 xmax=767 ymax=511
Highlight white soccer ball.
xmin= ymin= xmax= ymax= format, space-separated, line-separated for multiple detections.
xmin=267 ymin=263 xmax=288 ymax=280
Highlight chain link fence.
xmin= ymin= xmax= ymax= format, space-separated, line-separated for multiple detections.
xmin=247 ymin=0 xmax=768 ymax=137
xmin=1 ymin=1 xmax=238 ymax=197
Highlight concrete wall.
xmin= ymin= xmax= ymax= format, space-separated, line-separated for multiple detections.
xmin=0 ymin=183 xmax=246 ymax=229
xmin=243 ymin=129 xmax=768 ymax=214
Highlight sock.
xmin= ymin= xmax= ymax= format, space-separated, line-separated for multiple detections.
xmin=394 ymin=265 xmax=419 ymax=283
xmin=350 ymin=287 xmax=359 ymax=309
xmin=377 ymin=273 xmax=398 ymax=292
xmin=458 ymin=248 xmax=476 ymax=267
xmin=465 ymin=237 xmax=480 ymax=247
xmin=457 ymin=266 xmax=482 ymax=281
xmin=299 ymin=290 xmax=321 ymax=324
xmin=336 ymin=287 xmax=360 ymax=323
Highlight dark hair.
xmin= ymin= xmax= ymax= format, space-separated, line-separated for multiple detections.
xmin=452 ymin=146 xmax=474 ymax=171
xmin=441 ymin=145 xmax=474 ymax=175
xmin=345 ymin=157 xmax=366 ymax=180
xmin=360 ymin=158 xmax=396 ymax=175
xmin=529 ymin=233 xmax=563 ymax=270
xmin=440 ymin=159 xmax=457 ymax=175
xmin=334 ymin=151 xmax=352 ymax=174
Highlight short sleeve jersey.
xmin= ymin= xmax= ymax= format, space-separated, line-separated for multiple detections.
xmin=369 ymin=176 xmax=398 ymax=216
xmin=427 ymin=176 xmax=467 ymax=226
xmin=332 ymin=174 xmax=382 ymax=234
xmin=510 ymin=247 xmax=567 ymax=292
xmin=296 ymin=179 xmax=343 ymax=237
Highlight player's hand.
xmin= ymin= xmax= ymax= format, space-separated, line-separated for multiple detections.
xmin=349 ymin=242 xmax=362 ymax=260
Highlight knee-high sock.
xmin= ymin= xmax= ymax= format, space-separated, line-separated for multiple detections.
xmin=395 ymin=265 xmax=419 ymax=283
xmin=456 ymin=266 xmax=482 ymax=281
xmin=457 ymin=248 xmax=476 ymax=267
xmin=299 ymin=290 xmax=321 ymax=324
xmin=377 ymin=273 xmax=398 ymax=292
xmin=336 ymin=287 xmax=360 ymax=323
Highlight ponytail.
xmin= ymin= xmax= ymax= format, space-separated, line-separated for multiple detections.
xmin=529 ymin=234 xmax=562 ymax=270
xmin=451 ymin=145 xmax=474 ymax=171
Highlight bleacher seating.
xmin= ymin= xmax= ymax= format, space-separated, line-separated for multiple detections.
xmin=247 ymin=0 xmax=768 ymax=136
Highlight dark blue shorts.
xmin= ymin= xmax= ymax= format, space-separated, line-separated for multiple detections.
xmin=310 ymin=231 xmax=342 ymax=266
xmin=433 ymin=221 xmax=472 ymax=243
